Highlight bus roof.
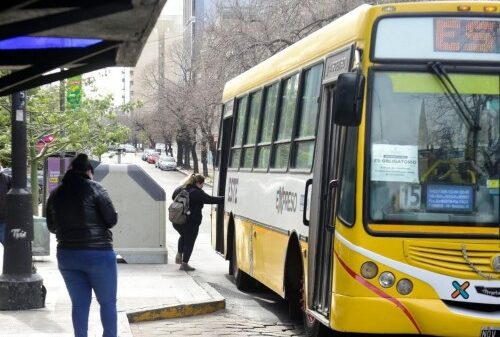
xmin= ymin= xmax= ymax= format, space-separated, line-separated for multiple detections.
xmin=222 ymin=4 xmax=371 ymax=102
xmin=222 ymin=1 xmax=498 ymax=102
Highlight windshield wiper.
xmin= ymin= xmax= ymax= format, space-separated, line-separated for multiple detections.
xmin=428 ymin=62 xmax=480 ymax=132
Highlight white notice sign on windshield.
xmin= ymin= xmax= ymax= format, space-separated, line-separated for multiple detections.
xmin=371 ymin=144 xmax=419 ymax=183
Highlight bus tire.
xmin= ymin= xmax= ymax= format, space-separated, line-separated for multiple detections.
xmin=228 ymin=219 xmax=235 ymax=276
xmin=284 ymin=236 xmax=303 ymax=321
xmin=304 ymin=312 xmax=332 ymax=337
xmin=286 ymin=276 xmax=302 ymax=321
xmin=232 ymin=236 xmax=254 ymax=291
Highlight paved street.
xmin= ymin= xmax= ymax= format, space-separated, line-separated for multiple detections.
xmin=105 ymin=153 xmax=306 ymax=337
xmin=130 ymin=312 xmax=304 ymax=336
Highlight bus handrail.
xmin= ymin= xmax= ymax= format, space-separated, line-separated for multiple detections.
xmin=303 ymin=178 xmax=313 ymax=226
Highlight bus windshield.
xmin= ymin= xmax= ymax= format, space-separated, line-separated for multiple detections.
xmin=369 ymin=71 xmax=499 ymax=225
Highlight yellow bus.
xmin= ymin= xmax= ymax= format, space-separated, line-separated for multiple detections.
xmin=211 ymin=2 xmax=499 ymax=336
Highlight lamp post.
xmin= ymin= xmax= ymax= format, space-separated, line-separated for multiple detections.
xmin=0 ymin=91 xmax=45 ymax=310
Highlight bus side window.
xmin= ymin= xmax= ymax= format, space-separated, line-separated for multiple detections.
xmin=291 ymin=63 xmax=323 ymax=170
xmin=271 ymin=74 xmax=299 ymax=169
xmin=230 ymin=96 xmax=248 ymax=168
xmin=241 ymin=90 xmax=262 ymax=168
xmin=256 ymin=83 xmax=279 ymax=169
xmin=215 ymin=104 xmax=224 ymax=168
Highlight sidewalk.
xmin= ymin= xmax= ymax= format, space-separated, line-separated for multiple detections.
xmin=0 ymin=154 xmax=224 ymax=336
xmin=0 ymin=243 xmax=224 ymax=337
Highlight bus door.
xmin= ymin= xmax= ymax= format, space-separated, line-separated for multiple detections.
xmin=213 ymin=107 xmax=233 ymax=254
xmin=307 ymin=85 xmax=343 ymax=318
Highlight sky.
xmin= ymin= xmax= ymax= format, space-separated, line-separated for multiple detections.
xmin=163 ymin=0 xmax=182 ymax=16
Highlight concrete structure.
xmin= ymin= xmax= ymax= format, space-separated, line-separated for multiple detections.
xmin=94 ymin=164 xmax=168 ymax=264
xmin=32 ymin=216 xmax=50 ymax=256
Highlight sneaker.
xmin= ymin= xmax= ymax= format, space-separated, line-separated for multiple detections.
xmin=175 ymin=253 xmax=182 ymax=264
xmin=179 ymin=263 xmax=195 ymax=271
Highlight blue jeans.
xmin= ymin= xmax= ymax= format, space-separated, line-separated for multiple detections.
xmin=57 ymin=248 xmax=117 ymax=337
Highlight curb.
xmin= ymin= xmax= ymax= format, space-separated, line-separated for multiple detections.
xmin=126 ymin=280 xmax=225 ymax=323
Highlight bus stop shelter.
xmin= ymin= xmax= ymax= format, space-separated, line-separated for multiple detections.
xmin=0 ymin=0 xmax=167 ymax=310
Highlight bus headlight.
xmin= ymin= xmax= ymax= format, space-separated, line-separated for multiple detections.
xmin=379 ymin=271 xmax=395 ymax=288
xmin=396 ymin=279 xmax=413 ymax=295
xmin=360 ymin=261 xmax=378 ymax=279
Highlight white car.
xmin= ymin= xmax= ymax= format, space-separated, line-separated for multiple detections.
xmin=158 ymin=156 xmax=176 ymax=171
xmin=120 ymin=144 xmax=136 ymax=153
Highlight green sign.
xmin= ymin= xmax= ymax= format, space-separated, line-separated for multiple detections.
xmin=66 ymin=75 xmax=82 ymax=110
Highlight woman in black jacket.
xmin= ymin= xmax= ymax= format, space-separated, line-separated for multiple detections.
xmin=172 ymin=174 xmax=223 ymax=271
xmin=46 ymin=154 xmax=118 ymax=337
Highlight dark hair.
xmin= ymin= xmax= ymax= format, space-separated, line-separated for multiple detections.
xmin=70 ymin=153 xmax=93 ymax=174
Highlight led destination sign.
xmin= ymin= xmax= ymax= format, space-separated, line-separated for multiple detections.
xmin=374 ymin=16 xmax=500 ymax=62
xmin=434 ymin=18 xmax=499 ymax=54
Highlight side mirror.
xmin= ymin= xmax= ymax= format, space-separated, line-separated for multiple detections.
xmin=333 ymin=72 xmax=365 ymax=126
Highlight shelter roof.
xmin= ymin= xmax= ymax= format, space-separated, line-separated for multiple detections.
xmin=0 ymin=0 xmax=167 ymax=96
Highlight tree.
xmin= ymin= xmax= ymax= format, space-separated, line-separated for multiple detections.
xmin=136 ymin=1 xmax=427 ymax=177
xmin=0 ymin=95 xmax=11 ymax=166
xmin=0 ymin=83 xmax=131 ymax=215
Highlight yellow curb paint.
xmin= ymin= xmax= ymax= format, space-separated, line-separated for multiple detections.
xmin=127 ymin=299 xmax=225 ymax=323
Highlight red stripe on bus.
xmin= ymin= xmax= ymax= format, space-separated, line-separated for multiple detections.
xmin=335 ymin=252 xmax=422 ymax=334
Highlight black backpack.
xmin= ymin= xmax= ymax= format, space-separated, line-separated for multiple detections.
xmin=168 ymin=188 xmax=190 ymax=224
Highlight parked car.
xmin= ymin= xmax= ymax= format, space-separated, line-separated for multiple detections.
xmin=147 ymin=152 xmax=159 ymax=164
xmin=120 ymin=144 xmax=136 ymax=153
xmin=157 ymin=156 xmax=176 ymax=171
xmin=142 ymin=149 xmax=155 ymax=161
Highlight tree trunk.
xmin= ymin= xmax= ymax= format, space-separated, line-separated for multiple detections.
xmin=176 ymin=137 xmax=184 ymax=166
xmin=201 ymin=141 xmax=208 ymax=177
xmin=148 ymin=137 xmax=155 ymax=149
xmin=183 ymin=142 xmax=191 ymax=169
xmin=191 ymin=142 xmax=199 ymax=174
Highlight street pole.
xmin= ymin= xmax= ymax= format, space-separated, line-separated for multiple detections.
xmin=0 ymin=91 xmax=45 ymax=310
xmin=58 ymin=76 xmax=66 ymax=182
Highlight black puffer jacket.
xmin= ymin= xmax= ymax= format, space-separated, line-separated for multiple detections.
xmin=46 ymin=169 xmax=118 ymax=249
xmin=172 ymin=184 xmax=223 ymax=227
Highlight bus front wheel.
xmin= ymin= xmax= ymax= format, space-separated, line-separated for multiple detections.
xmin=231 ymin=237 xmax=254 ymax=291
xmin=304 ymin=312 xmax=332 ymax=337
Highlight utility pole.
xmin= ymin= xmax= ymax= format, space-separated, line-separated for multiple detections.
xmin=0 ymin=91 xmax=45 ymax=310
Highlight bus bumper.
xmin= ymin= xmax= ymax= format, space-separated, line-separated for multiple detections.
xmin=331 ymin=294 xmax=500 ymax=337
